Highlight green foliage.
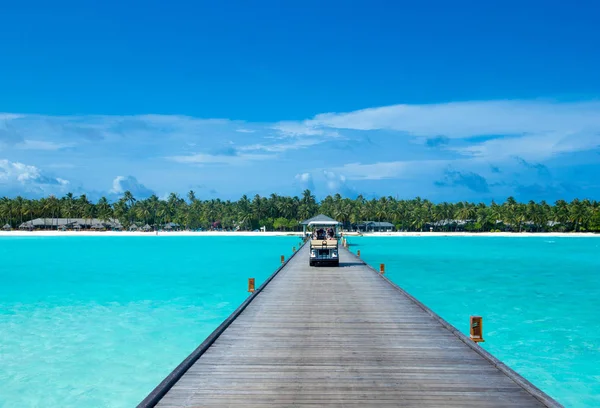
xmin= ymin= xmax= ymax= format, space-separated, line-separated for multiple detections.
xmin=1 ymin=191 xmax=599 ymax=233
xmin=273 ymin=217 xmax=289 ymax=231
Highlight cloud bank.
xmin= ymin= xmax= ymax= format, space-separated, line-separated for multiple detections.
xmin=1 ymin=99 xmax=599 ymax=201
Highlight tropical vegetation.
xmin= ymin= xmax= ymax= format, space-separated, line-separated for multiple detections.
xmin=1 ymin=190 xmax=599 ymax=232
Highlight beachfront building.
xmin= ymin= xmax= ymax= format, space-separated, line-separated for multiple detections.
xmin=163 ymin=222 xmax=180 ymax=231
xmin=19 ymin=218 xmax=123 ymax=231
xmin=2 ymin=223 xmax=11 ymax=231
xmin=354 ymin=221 xmax=395 ymax=232
xmin=425 ymin=219 xmax=474 ymax=232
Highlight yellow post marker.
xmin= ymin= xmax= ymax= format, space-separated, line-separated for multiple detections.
xmin=281 ymin=255 xmax=285 ymax=264
xmin=380 ymin=263 xmax=385 ymax=274
xmin=248 ymin=278 xmax=255 ymax=293
xmin=470 ymin=316 xmax=485 ymax=343
xmin=357 ymin=250 xmax=361 ymax=257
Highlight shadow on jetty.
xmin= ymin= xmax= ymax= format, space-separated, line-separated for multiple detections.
xmin=340 ymin=261 xmax=364 ymax=267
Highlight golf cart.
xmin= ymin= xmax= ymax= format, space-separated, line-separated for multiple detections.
xmin=308 ymin=220 xmax=340 ymax=267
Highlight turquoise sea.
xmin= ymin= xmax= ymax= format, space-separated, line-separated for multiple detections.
xmin=0 ymin=236 xmax=599 ymax=407
xmin=0 ymin=236 xmax=300 ymax=408
xmin=357 ymin=236 xmax=600 ymax=408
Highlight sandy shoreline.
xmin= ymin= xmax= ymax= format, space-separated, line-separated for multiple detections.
xmin=0 ymin=230 xmax=303 ymax=237
xmin=0 ymin=230 xmax=598 ymax=237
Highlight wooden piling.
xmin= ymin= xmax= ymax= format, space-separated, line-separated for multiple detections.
xmin=247 ymin=278 xmax=255 ymax=293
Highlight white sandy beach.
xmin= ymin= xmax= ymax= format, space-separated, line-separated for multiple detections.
xmin=0 ymin=230 xmax=303 ymax=237
xmin=0 ymin=230 xmax=597 ymax=237
xmin=354 ymin=231 xmax=599 ymax=237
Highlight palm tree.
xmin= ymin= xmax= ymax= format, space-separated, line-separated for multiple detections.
xmin=1 ymin=190 xmax=599 ymax=233
xmin=62 ymin=193 xmax=75 ymax=226
xmin=97 ymin=197 xmax=113 ymax=225
xmin=77 ymin=194 xmax=92 ymax=229
xmin=0 ymin=197 xmax=13 ymax=227
xmin=23 ymin=199 xmax=34 ymax=226
xmin=44 ymin=195 xmax=60 ymax=229
xmin=13 ymin=196 xmax=25 ymax=226
xmin=113 ymin=199 xmax=128 ymax=227
xmin=554 ymin=199 xmax=569 ymax=228
xmin=83 ymin=201 xmax=95 ymax=227
xmin=569 ymin=199 xmax=588 ymax=232
xmin=411 ymin=205 xmax=427 ymax=232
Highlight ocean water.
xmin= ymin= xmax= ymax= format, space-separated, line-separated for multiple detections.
xmin=1 ymin=236 xmax=599 ymax=407
xmin=0 ymin=236 xmax=300 ymax=408
xmin=355 ymin=236 xmax=600 ymax=408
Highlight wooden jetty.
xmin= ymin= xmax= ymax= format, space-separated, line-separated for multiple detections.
xmin=139 ymin=244 xmax=561 ymax=407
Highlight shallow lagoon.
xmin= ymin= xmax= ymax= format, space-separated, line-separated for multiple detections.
xmin=1 ymin=235 xmax=598 ymax=407
xmin=0 ymin=236 xmax=299 ymax=407
xmin=357 ymin=236 xmax=600 ymax=407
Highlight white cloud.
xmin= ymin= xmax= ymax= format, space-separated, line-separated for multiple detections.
xmin=167 ymin=152 xmax=274 ymax=165
xmin=308 ymin=100 xmax=600 ymax=137
xmin=322 ymin=170 xmax=356 ymax=196
xmin=323 ymin=171 xmax=343 ymax=189
xmin=0 ymin=113 xmax=23 ymax=121
xmin=333 ymin=161 xmax=411 ymax=180
xmin=296 ymin=172 xmax=312 ymax=182
xmin=290 ymin=100 xmax=600 ymax=162
xmin=455 ymin=131 xmax=600 ymax=161
xmin=0 ymin=159 xmax=69 ymax=194
xmin=1 ymin=100 xmax=599 ymax=199
xmin=332 ymin=160 xmax=457 ymax=181
xmin=110 ymin=175 xmax=154 ymax=198
xmin=294 ymin=172 xmax=315 ymax=190
xmin=16 ymin=140 xmax=75 ymax=151
xmin=273 ymin=121 xmax=339 ymax=138
xmin=239 ymin=138 xmax=324 ymax=153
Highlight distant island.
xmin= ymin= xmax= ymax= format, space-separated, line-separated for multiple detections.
xmin=0 ymin=190 xmax=599 ymax=233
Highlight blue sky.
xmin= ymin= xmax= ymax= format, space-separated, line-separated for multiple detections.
xmin=1 ymin=1 xmax=599 ymax=202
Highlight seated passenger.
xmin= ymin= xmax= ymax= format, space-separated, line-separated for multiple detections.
xmin=316 ymin=228 xmax=325 ymax=239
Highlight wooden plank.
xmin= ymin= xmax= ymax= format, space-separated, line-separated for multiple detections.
xmin=139 ymin=243 xmax=561 ymax=408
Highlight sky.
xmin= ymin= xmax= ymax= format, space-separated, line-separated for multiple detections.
xmin=1 ymin=0 xmax=599 ymax=202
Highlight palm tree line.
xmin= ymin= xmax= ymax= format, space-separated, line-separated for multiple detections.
xmin=1 ymin=190 xmax=599 ymax=232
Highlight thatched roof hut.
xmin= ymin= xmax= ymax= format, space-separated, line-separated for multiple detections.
xmin=142 ymin=224 xmax=152 ymax=232
xmin=17 ymin=218 xmax=123 ymax=230
xmin=2 ymin=224 xmax=11 ymax=231
xmin=129 ymin=225 xmax=139 ymax=231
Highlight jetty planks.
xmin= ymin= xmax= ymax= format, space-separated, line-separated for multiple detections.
xmin=143 ymin=244 xmax=560 ymax=408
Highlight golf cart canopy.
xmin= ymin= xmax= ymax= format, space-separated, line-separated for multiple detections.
xmin=307 ymin=220 xmax=340 ymax=227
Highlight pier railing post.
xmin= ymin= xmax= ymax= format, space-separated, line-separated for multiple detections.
xmin=470 ymin=316 xmax=484 ymax=343
xmin=357 ymin=250 xmax=361 ymax=257
xmin=293 ymin=246 xmax=296 ymax=253
xmin=280 ymin=255 xmax=285 ymax=264
xmin=380 ymin=263 xmax=385 ymax=274
xmin=248 ymin=278 xmax=255 ymax=293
